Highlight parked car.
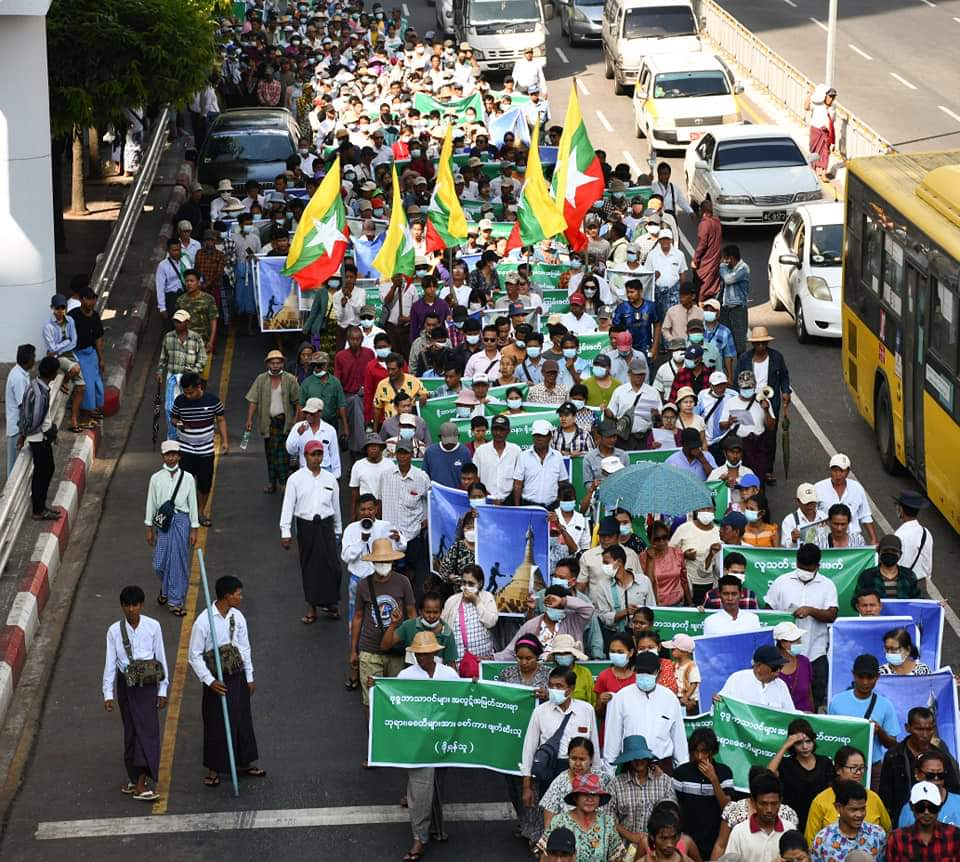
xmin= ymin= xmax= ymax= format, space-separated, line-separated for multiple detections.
xmin=767 ymin=202 xmax=844 ymax=342
xmin=633 ymin=51 xmax=742 ymax=149
xmin=683 ymin=125 xmax=823 ymax=226
xmin=558 ymin=0 xmax=604 ymax=45
xmin=197 ymin=108 xmax=300 ymax=196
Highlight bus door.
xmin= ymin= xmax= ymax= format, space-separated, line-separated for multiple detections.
xmin=903 ymin=263 xmax=930 ymax=482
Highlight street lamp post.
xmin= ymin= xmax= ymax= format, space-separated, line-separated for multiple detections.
xmin=825 ymin=0 xmax=838 ymax=89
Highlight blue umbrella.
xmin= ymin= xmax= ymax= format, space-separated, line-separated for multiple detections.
xmin=597 ymin=461 xmax=714 ymax=517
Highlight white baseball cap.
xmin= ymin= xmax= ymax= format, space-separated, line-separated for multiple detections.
xmin=601 ymin=456 xmax=625 ymax=474
xmin=709 ymin=371 xmax=728 ymax=386
xmin=796 ymin=483 xmax=818 ymax=504
xmin=531 ymin=419 xmax=553 ymax=437
xmin=160 ymin=440 xmax=180 ymax=454
xmin=829 ymin=453 xmax=851 ymax=470
xmin=772 ymin=621 xmax=804 ymax=643
xmin=910 ymin=781 xmax=941 ymax=806
xmin=659 ymin=227 xmax=673 ymax=241
xmin=303 ymin=397 xmax=325 ymax=413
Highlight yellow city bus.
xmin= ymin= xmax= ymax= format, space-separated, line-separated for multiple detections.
xmin=841 ymin=150 xmax=960 ymax=533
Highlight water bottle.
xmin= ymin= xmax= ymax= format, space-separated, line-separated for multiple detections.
xmin=240 ymin=430 xmax=251 ymax=451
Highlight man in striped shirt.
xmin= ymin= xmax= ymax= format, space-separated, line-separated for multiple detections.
xmin=171 ymin=372 xmax=227 ymax=526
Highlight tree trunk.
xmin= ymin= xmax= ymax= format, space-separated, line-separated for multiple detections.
xmin=69 ymin=127 xmax=87 ymax=215
xmin=87 ymin=127 xmax=102 ymax=179
xmin=52 ymin=135 xmax=67 ymax=253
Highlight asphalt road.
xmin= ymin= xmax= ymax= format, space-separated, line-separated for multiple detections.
xmin=715 ymin=0 xmax=960 ymax=149
xmin=3 ymin=9 xmax=960 ymax=860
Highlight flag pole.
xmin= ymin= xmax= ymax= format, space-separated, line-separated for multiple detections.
xmin=197 ymin=548 xmax=240 ymax=798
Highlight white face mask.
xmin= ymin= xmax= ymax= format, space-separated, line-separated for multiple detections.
xmin=507 ymin=398 xmax=522 ymax=409
xmin=373 ymin=562 xmax=393 ymax=576
xmin=462 ymin=584 xmax=479 ymax=595
xmin=601 ymin=562 xmax=616 ymax=577
xmin=696 ymin=510 xmax=714 ymax=525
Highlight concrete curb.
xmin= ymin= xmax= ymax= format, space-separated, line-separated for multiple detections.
xmin=0 ymin=158 xmax=193 ymax=731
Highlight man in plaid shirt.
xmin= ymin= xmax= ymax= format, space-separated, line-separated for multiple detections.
xmin=887 ymin=780 xmax=960 ymax=862
xmin=700 ymin=551 xmax=760 ymax=609
xmin=193 ymin=230 xmax=227 ymax=321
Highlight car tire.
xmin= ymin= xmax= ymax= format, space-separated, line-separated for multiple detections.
xmin=874 ymin=377 xmax=899 ymax=474
xmin=795 ymin=298 xmax=811 ymax=343
xmin=614 ymin=74 xmax=628 ymax=95
xmin=568 ymin=29 xmax=578 ymax=47
xmin=604 ymin=49 xmax=614 ymax=80
xmin=768 ymin=267 xmax=785 ymax=311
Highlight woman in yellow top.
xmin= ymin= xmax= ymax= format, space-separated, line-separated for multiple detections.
xmin=544 ymin=633 xmax=596 ymax=707
xmin=804 ymin=745 xmax=892 ymax=845
xmin=742 ymin=492 xmax=780 ymax=548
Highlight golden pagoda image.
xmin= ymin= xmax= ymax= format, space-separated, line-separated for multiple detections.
xmin=496 ymin=523 xmax=546 ymax=613
xmin=263 ymin=283 xmax=302 ymax=330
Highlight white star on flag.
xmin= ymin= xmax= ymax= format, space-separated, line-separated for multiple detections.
xmin=563 ymin=143 xmax=599 ymax=207
xmin=399 ymin=223 xmax=415 ymax=256
xmin=305 ymin=209 xmax=347 ymax=256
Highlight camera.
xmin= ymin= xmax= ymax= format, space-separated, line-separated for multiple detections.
xmin=360 ymin=518 xmax=374 ymax=531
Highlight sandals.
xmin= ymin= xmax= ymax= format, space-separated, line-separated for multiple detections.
xmin=69 ymin=422 xmax=97 ymax=433
xmin=344 ymin=676 xmax=360 ymax=691
xmin=120 ymin=783 xmax=136 ymax=794
xmin=243 ymin=766 xmax=266 ymax=777
xmin=199 ymin=516 xmax=213 ymax=527
xmin=133 ymin=789 xmax=159 ymax=801
xmin=157 ymin=593 xmax=167 ymax=606
xmin=204 ymin=774 xmax=220 ymax=787
xmin=31 ymin=508 xmax=62 ymax=521
xmin=168 ymin=606 xmax=187 ymax=617
xmin=301 ymin=614 xmax=318 ymax=625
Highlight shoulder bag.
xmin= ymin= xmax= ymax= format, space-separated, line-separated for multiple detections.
xmin=152 ymin=469 xmax=185 ymax=533
xmin=531 ymin=711 xmax=573 ymax=782
xmin=203 ymin=613 xmax=245 ymax=677
xmin=457 ymin=600 xmax=481 ymax=678
xmin=616 ymin=390 xmax=644 ymax=440
xmin=119 ymin=621 xmax=166 ymax=687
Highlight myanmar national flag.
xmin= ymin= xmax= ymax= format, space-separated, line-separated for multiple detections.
xmin=371 ymin=165 xmax=416 ymax=279
xmin=551 ymin=80 xmax=604 ymax=252
xmin=282 ymin=156 xmax=349 ymax=290
xmin=425 ymin=126 xmax=468 ymax=253
xmin=506 ymin=118 xmax=567 ymax=251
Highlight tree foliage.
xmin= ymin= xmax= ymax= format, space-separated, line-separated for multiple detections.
xmin=47 ymin=0 xmax=221 ymax=137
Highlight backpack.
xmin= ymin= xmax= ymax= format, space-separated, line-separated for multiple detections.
xmin=18 ymin=379 xmax=50 ymax=438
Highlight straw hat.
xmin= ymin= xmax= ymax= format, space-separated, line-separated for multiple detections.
xmin=545 ymin=634 xmax=587 ymax=662
xmin=748 ymin=326 xmax=775 ymax=343
xmin=409 ymin=631 xmax=445 ymax=654
xmin=361 ymin=538 xmax=404 ymax=562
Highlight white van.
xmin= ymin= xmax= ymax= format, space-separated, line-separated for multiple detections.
xmin=602 ymin=0 xmax=702 ymax=95
xmin=632 ymin=52 xmax=743 ymax=149
xmin=454 ymin=0 xmax=555 ymax=73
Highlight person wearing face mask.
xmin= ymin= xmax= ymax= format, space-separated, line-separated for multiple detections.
xmin=718 ymin=369 xmax=777 ymax=480
xmin=555 ymin=335 xmax=592 ymax=390
xmin=716 ymin=644 xmax=795 ymax=711
xmin=297 ymin=350 xmax=348 ymax=435
xmin=602 ymin=650 xmax=688 ymax=776
xmin=707 ymin=435 xmax=758 ymax=511
xmin=652 ymin=338 xmax=685 ymax=400
xmin=855 ymin=534 xmax=922 ymax=602
xmin=595 ymin=545 xmax=656 ymax=644
xmin=549 ymin=483 xmax=592 ymax=574
xmin=380 ymin=591 xmax=458 ymax=667
xmin=545 ymin=635 xmax=596 ymax=708
xmin=742 ymin=493 xmax=780 ymax=547
xmin=594 ymin=634 xmax=638 ymax=737
xmin=245 ymin=349 xmax=301 ymax=494
xmin=765 ymin=543 xmax=839 ymax=712
xmin=771 ymin=622 xmax=814 ymax=713
xmin=497 ymin=584 xmax=596 ymax=661
xmin=879 ymin=626 xmax=930 ymax=676
xmin=423 ymin=422 xmax=472 ymax=489
xmin=667 ymin=345 xmax=710 ymax=404
xmin=382 ymin=411 xmax=428 ymax=460
xmin=435 ymin=509 xmax=479 ymax=593
xmin=441 ymin=564 xmax=498 ymax=667
xmin=700 ymin=298 xmax=736 ymax=383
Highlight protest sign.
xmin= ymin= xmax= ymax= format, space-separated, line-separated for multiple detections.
xmin=368 ymin=678 xmax=535 ymax=773
xmin=652 ymin=608 xmax=794 ymax=641
xmin=576 ymin=333 xmax=611 ymax=362
xmin=254 ymin=257 xmax=302 ymax=332
xmin=455 ymin=409 xmax=559 ymax=447
xmin=480 ymin=660 xmax=611 ymax=682
xmin=603 ymin=186 xmax=651 ymax=204
xmin=427 ymin=484 xmax=471 ymax=573
xmin=882 ymin=599 xmax=944 ymax=670
xmin=420 ymin=377 xmax=452 ymax=395
xmin=732 ymin=545 xmax=877 ymax=614
xmin=874 ymin=669 xmax=960 ymax=759
xmin=418 ymin=393 xmax=461 ymax=439
xmin=489 ymin=106 xmax=530 ymax=147
xmin=694 ymin=628 xmax=774 ymax=711
xmin=606 ymin=267 xmax=654 ymax=302
xmin=827 ymin=617 xmax=916 ymax=701
xmin=475 ymin=504 xmax=550 ymax=614
xmin=713 ymin=696 xmax=873 ymax=791
xmin=412 ymin=92 xmax=485 ymax=123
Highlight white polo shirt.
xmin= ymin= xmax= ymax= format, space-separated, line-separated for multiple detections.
xmin=764 ymin=571 xmax=838 ymax=661
xmin=702 ymin=608 xmax=762 ymax=638
xmin=602 ymin=683 xmax=689 ymax=769
xmin=472 ymin=440 xmax=522 ymax=502
xmin=719 ymin=668 xmax=795 ymax=712
xmin=895 ymin=519 xmax=933 ymax=581
xmin=813 ymin=477 xmax=873 ymax=535
xmin=512 ymin=447 xmax=568 ymax=506
xmin=726 ymin=817 xmax=789 ymax=862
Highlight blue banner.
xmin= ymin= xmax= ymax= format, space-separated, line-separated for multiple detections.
xmin=693 ymin=628 xmax=774 ymax=713
xmin=427 ymin=484 xmax=471 ymax=575
xmin=352 ymin=232 xmax=386 ymax=280
xmin=474 ymin=504 xmax=550 ymax=617
xmin=882 ymin=600 xmax=944 ymax=671
xmin=874 ymin=669 xmax=960 ymax=760
xmin=488 ymin=106 xmax=530 ymax=147
xmin=254 ymin=256 xmax=302 ymax=332
xmin=827 ymin=617 xmax=916 ymax=701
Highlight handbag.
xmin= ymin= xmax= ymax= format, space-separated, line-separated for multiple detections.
xmin=457 ymin=600 xmax=481 ymax=678
xmin=152 ymin=469 xmax=185 ymax=533
xmin=119 ymin=620 xmax=166 ymax=687
xmin=616 ymin=391 xmax=644 ymax=439
xmin=203 ymin=613 xmax=244 ymax=677
xmin=531 ymin=712 xmax=573 ymax=782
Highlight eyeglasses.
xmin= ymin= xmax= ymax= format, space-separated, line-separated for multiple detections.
xmin=842 ymin=763 xmax=866 ymax=774
xmin=922 ymin=771 xmax=946 ymax=781
xmin=914 ymin=801 xmax=941 ymax=814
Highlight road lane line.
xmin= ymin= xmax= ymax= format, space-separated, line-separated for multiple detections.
xmin=809 ymin=17 xmax=828 ymax=32
xmin=577 ymin=79 xmax=590 ymax=96
xmin=152 ymin=328 xmax=236 ymax=814
xmin=848 ymin=44 xmax=873 ymax=60
xmin=783 ymin=0 xmax=797 ymax=7
xmin=555 ymin=47 xmax=569 ymax=64
xmin=919 ymin=0 xmax=936 ymax=7
xmin=954 ymin=16 xmax=960 ymax=23
xmin=787 ymin=392 xmax=960 ymax=639
xmin=622 ymin=151 xmax=641 ymax=176
xmin=402 ymin=3 xmax=410 ymax=14
xmin=37 ymin=802 xmax=518 ymax=840
xmin=890 ymin=72 xmax=917 ymax=90
xmin=595 ymin=110 xmax=614 ymax=132
xmin=939 ymin=105 xmax=960 ymax=123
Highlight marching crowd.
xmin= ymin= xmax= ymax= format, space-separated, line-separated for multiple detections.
xmin=71 ymin=1 xmax=959 ymax=861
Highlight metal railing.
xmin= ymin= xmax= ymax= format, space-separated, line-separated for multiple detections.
xmin=0 ymin=109 xmax=172 ymax=573
xmin=700 ymin=0 xmax=895 ymax=159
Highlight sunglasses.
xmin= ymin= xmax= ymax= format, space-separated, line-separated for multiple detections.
xmin=922 ymin=771 xmax=946 ymax=781
xmin=914 ymin=801 xmax=941 ymax=814
xmin=482 ymin=337 xmax=497 ymax=343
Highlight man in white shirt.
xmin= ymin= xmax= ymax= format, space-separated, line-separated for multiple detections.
xmin=602 ymin=652 xmax=688 ymax=773
xmin=604 ymin=357 xmax=662 ymax=450
xmin=893 ymin=491 xmax=933 ymax=585
xmin=558 ymin=292 xmax=598 ymax=335
xmin=813 ymin=453 xmax=878 ymax=544
xmin=512 ymin=420 xmax=569 ymax=506
xmin=473 ymin=415 xmax=522 ymax=503
xmin=341 ymin=493 xmax=407 ymax=621
xmin=510 ymin=47 xmax=547 ymax=95
xmin=643 ymin=229 xmax=688 ymax=318
xmin=716 ymin=644 xmax=795 ymax=711
xmin=285 ymin=397 xmax=341 ymax=478
xmin=651 ymin=162 xmax=693 ymax=217
xmin=463 ymin=326 xmax=502 ymax=379
xmin=102 ymin=584 xmax=169 ymax=801
xmin=349 ymin=433 xmax=393 ymax=511
xmin=780 ymin=482 xmax=828 ymax=548
xmin=764 ymin=543 xmax=838 ymax=711
xmin=5 ymin=344 xmax=33 ymax=477
xmin=702 ymin=576 xmax=762 ymax=637
xmin=155 ymin=239 xmax=188 ymax=316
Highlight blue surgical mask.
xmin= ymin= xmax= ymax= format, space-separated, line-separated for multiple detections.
xmin=360 ymin=318 xmax=374 ymax=329
xmin=456 ymin=406 xmax=472 ymax=418
xmin=466 ymin=334 xmax=480 ymax=345
xmin=563 ymin=348 xmax=577 ymax=359
xmin=421 ymin=617 xmax=440 ymax=628
xmin=527 ymin=346 xmax=541 ymax=358
xmin=609 ymin=652 xmax=630 ymax=668
xmin=571 ymin=399 xmax=586 ymax=410
xmin=885 ymin=652 xmax=905 ymax=666
xmin=703 ymin=310 xmax=717 ymax=323
xmin=789 ymin=643 xmax=804 ymax=656
xmin=559 ymin=500 xmax=576 ymax=513
xmin=554 ymin=654 xmax=574 ymax=667
xmin=547 ymin=688 xmax=567 ymax=705
xmin=619 ymin=524 xmax=631 ymax=536
xmin=636 ymin=674 xmax=657 ymax=692
xmin=375 ymin=347 xmax=390 ymax=359
xmin=688 ymin=333 xmax=704 ymax=344
xmin=684 ymin=359 xmax=695 ymax=369
xmin=626 ymin=253 xmax=638 ymax=262
xmin=743 ymin=509 xmax=759 ymax=522
xmin=399 ymin=427 xmax=415 ymax=440
xmin=545 ymin=608 xmax=566 ymax=622
xmin=469 ymin=497 xmax=482 ymax=508
xmin=740 ymin=388 xmax=755 ymax=399
xmin=571 ymin=259 xmax=582 ymax=270
xmin=515 ymin=339 xmax=526 ymax=349
xmin=593 ymin=366 xmax=608 ymax=378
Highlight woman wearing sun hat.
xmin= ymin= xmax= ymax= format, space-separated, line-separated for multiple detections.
xmin=536 ymin=772 xmax=626 ymax=862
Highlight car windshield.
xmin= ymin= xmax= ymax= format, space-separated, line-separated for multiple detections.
xmin=203 ymin=131 xmax=293 ymax=164
xmin=713 ymin=138 xmax=807 ymax=170
xmin=810 ymin=223 xmax=843 ymax=266
xmin=622 ymin=7 xmax=697 ymax=39
xmin=468 ymin=0 xmax=540 ymax=24
xmin=653 ymin=71 xmax=730 ymax=99
xmin=576 ymin=0 xmax=605 ymax=6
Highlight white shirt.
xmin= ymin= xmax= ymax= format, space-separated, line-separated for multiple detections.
xmin=607 ymin=382 xmax=661 ymax=434
xmin=698 ymin=389 xmax=735 ymax=444
xmin=188 ymin=606 xmax=254 ymax=687
xmin=463 ymin=350 xmax=501 ymax=380
xmin=719 ymin=394 xmax=773 ymax=439
xmin=285 ymin=419 xmax=341 ymax=477
xmin=644 ymin=246 xmax=688 ymax=289
xmin=510 ymin=57 xmax=547 ymax=94
xmin=397 ymin=661 xmax=461 ymax=682
xmin=379 ymin=282 xmax=419 ymax=326
xmin=513 ymin=447 xmax=569 ymax=505
xmin=751 ymin=355 xmax=770 ymax=391
xmin=765 ymin=571 xmax=838 ymax=661
xmin=702 ymin=608 xmax=762 ymax=637
xmin=650 ymin=180 xmax=693 ymax=216
xmin=726 ymin=817 xmax=788 ymax=862
xmin=780 ymin=506 xmax=829 ymax=548
xmin=719 ymin=669 xmax=795 ymax=711
xmin=155 ymin=256 xmax=187 ymax=312
xmin=334 ymin=288 xmax=365 ymax=329
xmin=102 ymin=615 xmax=169 ymax=700
xmin=340 ymin=519 xmax=407 ymax=578
xmin=521 ymin=698 xmax=598 ymax=776
xmin=473 ymin=440 xmax=522 ymax=502
xmin=5 ymin=364 xmax=30 ymax=438
xmin=558 ymin=312 xmax=598 ymax=335
xmin=895 ymin=518 xmax=933 ymax=580
xmin=813 ymin=477 xmax=874 ymax=534
xmin=555 ymin=510 xmax=592 ymax=554
xmin=349 ymin=456 xmax=394 ymax=497
xmin=279 ymin=466 xmax=343 ymax=538
xmin=602 ymin=684 xmax=688 ymax=768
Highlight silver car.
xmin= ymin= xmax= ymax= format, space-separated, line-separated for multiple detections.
xmin=559 ymin=0 xmax=603 ymax=45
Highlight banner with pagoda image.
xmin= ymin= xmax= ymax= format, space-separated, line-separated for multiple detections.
xmin=474 ymin=504 xmax=551 ymax=617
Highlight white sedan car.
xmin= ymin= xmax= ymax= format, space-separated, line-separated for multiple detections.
xmin=683 ymin=125 xmax=823 ymax=226
xmin=767 ymin=202 xmax=843 ymax=342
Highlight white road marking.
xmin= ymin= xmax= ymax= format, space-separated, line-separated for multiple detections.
xmin=783 ymin=0 xmax=797 ymax=7
xmin=577 ymin=79 xmax=590 ymax=96
xmin=677 ymin=225 xmax=695 ymax=257
xmin=595 ymin=110 xmax=614 ymax=132
xmin=787 ymin=393 xmax=960 ymax=639
xmin=555 ymin=47 xmax=570 ymax=64
xmin=890 ymin=72 xmax=918 ymax=90
xmin=622 ymin=151 xmax=641 ymax=176
xmin=809 ymin=17 xmax=829 ymax=32
xmin=402 ymin=2 xmax=410 ymax=14
xmin=939 ymin=105 xmax=960 ymax=123
xmin=919 ymin=0 xmax=936 ymax=7
xmin=36 ymin=803 xmax=517 ymax=840
xmin=954 ymin=16 xmax=960 ymax=23
xmin=848 ymin=44 xmax=873 ymax=60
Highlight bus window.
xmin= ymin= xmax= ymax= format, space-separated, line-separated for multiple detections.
xmin=862 ymin=212 xmax=882 ymax=294
xmin=882 ymin=235 xmax=904 ymax=315
xmin=931 ymin=279 xmax=958 ymax=376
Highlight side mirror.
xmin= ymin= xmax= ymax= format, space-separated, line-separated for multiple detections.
xmin=778 ymin=253 xmax=801 ymax=268
xmin=695 ymin=159 xmax=709 ymax=171
xmin=543 ymin=1 xmax=555 ymax=21
xmin=733 ymin=83 xmax=744 ymax=95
